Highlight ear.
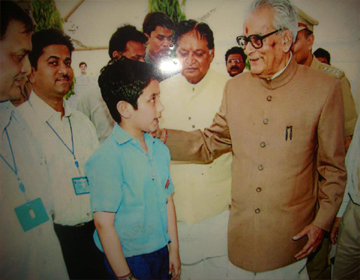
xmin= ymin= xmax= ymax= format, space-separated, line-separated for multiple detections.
xmin=209 ymin=48 xmax=215 ymax=63
xmin=116 ymin=100 xmax=132 ymax=119
xmin=112 ymin=51 xmax=122 ymax=59
xmin=281 ymin=30 xmax=293 ymax=53
xmin=145 ymin=33 xmax=150 ymax=45
xmin=307 ymin=33 xmax=315 ymax=51
xmin=28 ymin=67 xmax=36 ymax=84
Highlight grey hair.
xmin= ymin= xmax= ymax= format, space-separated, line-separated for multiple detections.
xmin=248 ymin=0 xmax=298 ymax=43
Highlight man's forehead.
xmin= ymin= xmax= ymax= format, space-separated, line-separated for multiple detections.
xmin=228 ymin=54 xmax=243 ymax=60
xmin=125 ymin=41 xmax=145 ymax=54
xmin=3 ymin=20 xmax=32 ymax=47
xmin=152 ymin=25 xmax=173 ymax=36
xmin=243 ymin=7 xmax=274 ymax=34
xmin=41 ymin=44 xmax=71 ymax=58
xmin=177 ymin=31 xmax=209 ymax=50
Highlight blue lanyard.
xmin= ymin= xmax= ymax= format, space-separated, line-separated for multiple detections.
xmin=0 ymin=127 xmax=28 ymax=200
xmin=46 ymin=118 xmax=82 ymax=175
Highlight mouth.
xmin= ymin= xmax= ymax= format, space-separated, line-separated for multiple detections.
xmin=249 ymin=57 xmax=260 ymax=63
xmin=159 ymin=49 xmax=170 ymax=55
xmin=154 ymin=115 xmax=162 ymax=122
xmin=56 ymin=76 xmax=70 ymax=83
xmin=14 ymin=75 xmax=26 ymax=84
xmin=184 ymin=67 xmax=198 ymax=72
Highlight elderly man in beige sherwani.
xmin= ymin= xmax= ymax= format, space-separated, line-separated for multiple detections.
xmin=159 ymin=0 xmax=347 ymax=279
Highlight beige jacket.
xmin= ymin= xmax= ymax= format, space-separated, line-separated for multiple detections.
xmin=165 ymin=58 xmax=346 ymax=272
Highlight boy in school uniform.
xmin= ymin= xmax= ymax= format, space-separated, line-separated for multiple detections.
xmin=85 ymin=57 xmax=180 ymax=280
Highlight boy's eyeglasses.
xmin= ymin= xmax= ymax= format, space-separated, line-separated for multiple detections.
xmin=236 ymin=29 xmax=280 ymax=49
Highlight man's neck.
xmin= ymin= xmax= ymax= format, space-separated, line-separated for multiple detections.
xmin=303 ymin=53 xmax=313 ymax=67
xmin=34 ymin=89 xmax=65 ymax=118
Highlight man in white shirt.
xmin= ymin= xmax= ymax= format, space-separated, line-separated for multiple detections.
xmin=18 ymin=28 xmax=103 ymax=279
xmin=0 ymin=2 xmax=68 ymax=279
xmin=160 ymin=20 xmax=231 ymax=280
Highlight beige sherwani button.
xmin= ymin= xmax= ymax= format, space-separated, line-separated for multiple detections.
xmin=260 ymin=142 xmax=266 ymax=148
xmin=256 ymin=187 xmax=262 ymax=192
xmin=263 ymin=118 xmax=269 ymax=124
xmin=266 ymin=95 xmax=272 ymax=101
xmin=255 ymin=208 xmax=261 ymax=214
xmin=258 ymin=165 xmax=264 ymax=171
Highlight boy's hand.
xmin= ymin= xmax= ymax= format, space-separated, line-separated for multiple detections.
xmin=169 ymin=249 xmax=181 ymax=280
xmin=330 ymin=217 xmax=341 ymax=244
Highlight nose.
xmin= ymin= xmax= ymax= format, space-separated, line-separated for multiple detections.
xmin=58 ymin=62 xmax=67 ymax=74
xmin=163 ymin=37 xmax=172 ymax=47
xmin=157 ymin=98 xmax=164 ymax=113
xmin=185 ymin=53 xmax=196 ymax=65
xmin=244 ymin=42 xmax=255 ymax=56
xmin=21 ymin=55 xmax=32 ymax=76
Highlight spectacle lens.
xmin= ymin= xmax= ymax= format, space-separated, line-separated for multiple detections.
xmin=236 ymin=29 xmax=280 ymax=50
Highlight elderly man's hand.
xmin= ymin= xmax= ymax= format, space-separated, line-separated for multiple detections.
xmin=293 ymin=224 xmax=325 ymax=260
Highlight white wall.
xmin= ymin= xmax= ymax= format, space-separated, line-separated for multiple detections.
xmin=55 ymin=0 xmax=360 ymax=109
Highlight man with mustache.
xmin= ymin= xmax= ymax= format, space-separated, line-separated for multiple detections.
xmin=225 ymin=46 xmax=247 ymax=77
xmin=18 ymin=29 xmax=104 ymax=279
xmin=143 ymin=12 xmax=178 ymax=81
xmin=160 ymin=20 xmax=231 ymax=279
xmin=0 ymin=2 xmax=69 ymax=279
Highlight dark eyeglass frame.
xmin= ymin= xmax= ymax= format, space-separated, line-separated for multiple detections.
xmin=236 ymin=29 xmax=280 ymax=49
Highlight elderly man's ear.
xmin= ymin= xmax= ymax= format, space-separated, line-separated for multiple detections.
xmin=282 ymin=30 xmax=294 ymax=53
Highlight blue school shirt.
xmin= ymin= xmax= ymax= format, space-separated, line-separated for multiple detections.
xmin=85 ymin=124 xmax=174 ymax=257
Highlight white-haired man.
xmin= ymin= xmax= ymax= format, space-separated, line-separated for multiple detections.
xmin=159 ymin=0 xmax=346 ymax=279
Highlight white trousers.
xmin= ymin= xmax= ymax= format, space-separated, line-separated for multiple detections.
xmin=227 ymin=258 xmax=309 ymax=280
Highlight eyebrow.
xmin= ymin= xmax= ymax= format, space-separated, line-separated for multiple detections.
xmin=46 ymin=56 xmax=60 ymax=61
xmin=46 ymin=56 xmax=71 ymax=61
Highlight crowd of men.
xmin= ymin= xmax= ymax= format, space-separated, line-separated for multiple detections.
xmin=0 ymin=0 xmax=359 ymax=279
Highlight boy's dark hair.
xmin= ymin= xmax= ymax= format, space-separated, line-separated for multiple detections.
xmin=314 ymin=48 xmax=331 ymax=64
xmin=174 ymin=20 xmax=214 ymax=50
xmin=29 ymin=28 xmax=74 ymax=70
xmin=108 ymin=24 xmax=147 ymax=59
xmin=225 ymin=46 xmax=247 ymax=62
xmin=79 ymin=62 xmax=87 ymax=67
xmin=98 ymin=57 xmax=160 ymax=123
xmin=1 ymin=1 xmax=34 ymax=40
xmin=142 ymin=12 xmax=174 ymax=36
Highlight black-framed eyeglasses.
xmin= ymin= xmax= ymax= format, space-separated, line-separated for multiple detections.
xmin=236 ymin=29 xmax=280 ymax=49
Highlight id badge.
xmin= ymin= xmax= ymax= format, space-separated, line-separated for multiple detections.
xmin=14 ymin=197 xmax=49 ymax=232
xmin=72 ymin=176 xmax=90 ymax=195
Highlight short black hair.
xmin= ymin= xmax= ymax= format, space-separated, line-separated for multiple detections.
xmin=79 ymin=62 xmax=87 ymax=68
xmin=1 ymin=1 xmax=34 ymax=40
xmin=142 ymin=12 xmax=174 ymax=36
xmin=98 ymin=57 xmax=160 ymax=123
xmin=225 ymin=47 xmax=247 ymax=62
xmin=174 ymin=20 xmax=214 ymax=50
xmin=29 ymin=29 xmax=74 ymax=70
xmin=314 ymin=48 xmax=331 ymax=64
xmin=108 ymin=24 xmax=147 ymax=59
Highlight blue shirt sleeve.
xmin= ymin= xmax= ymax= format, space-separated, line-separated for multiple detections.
xmin=85 ymin=149 xmax=123 ymax=213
